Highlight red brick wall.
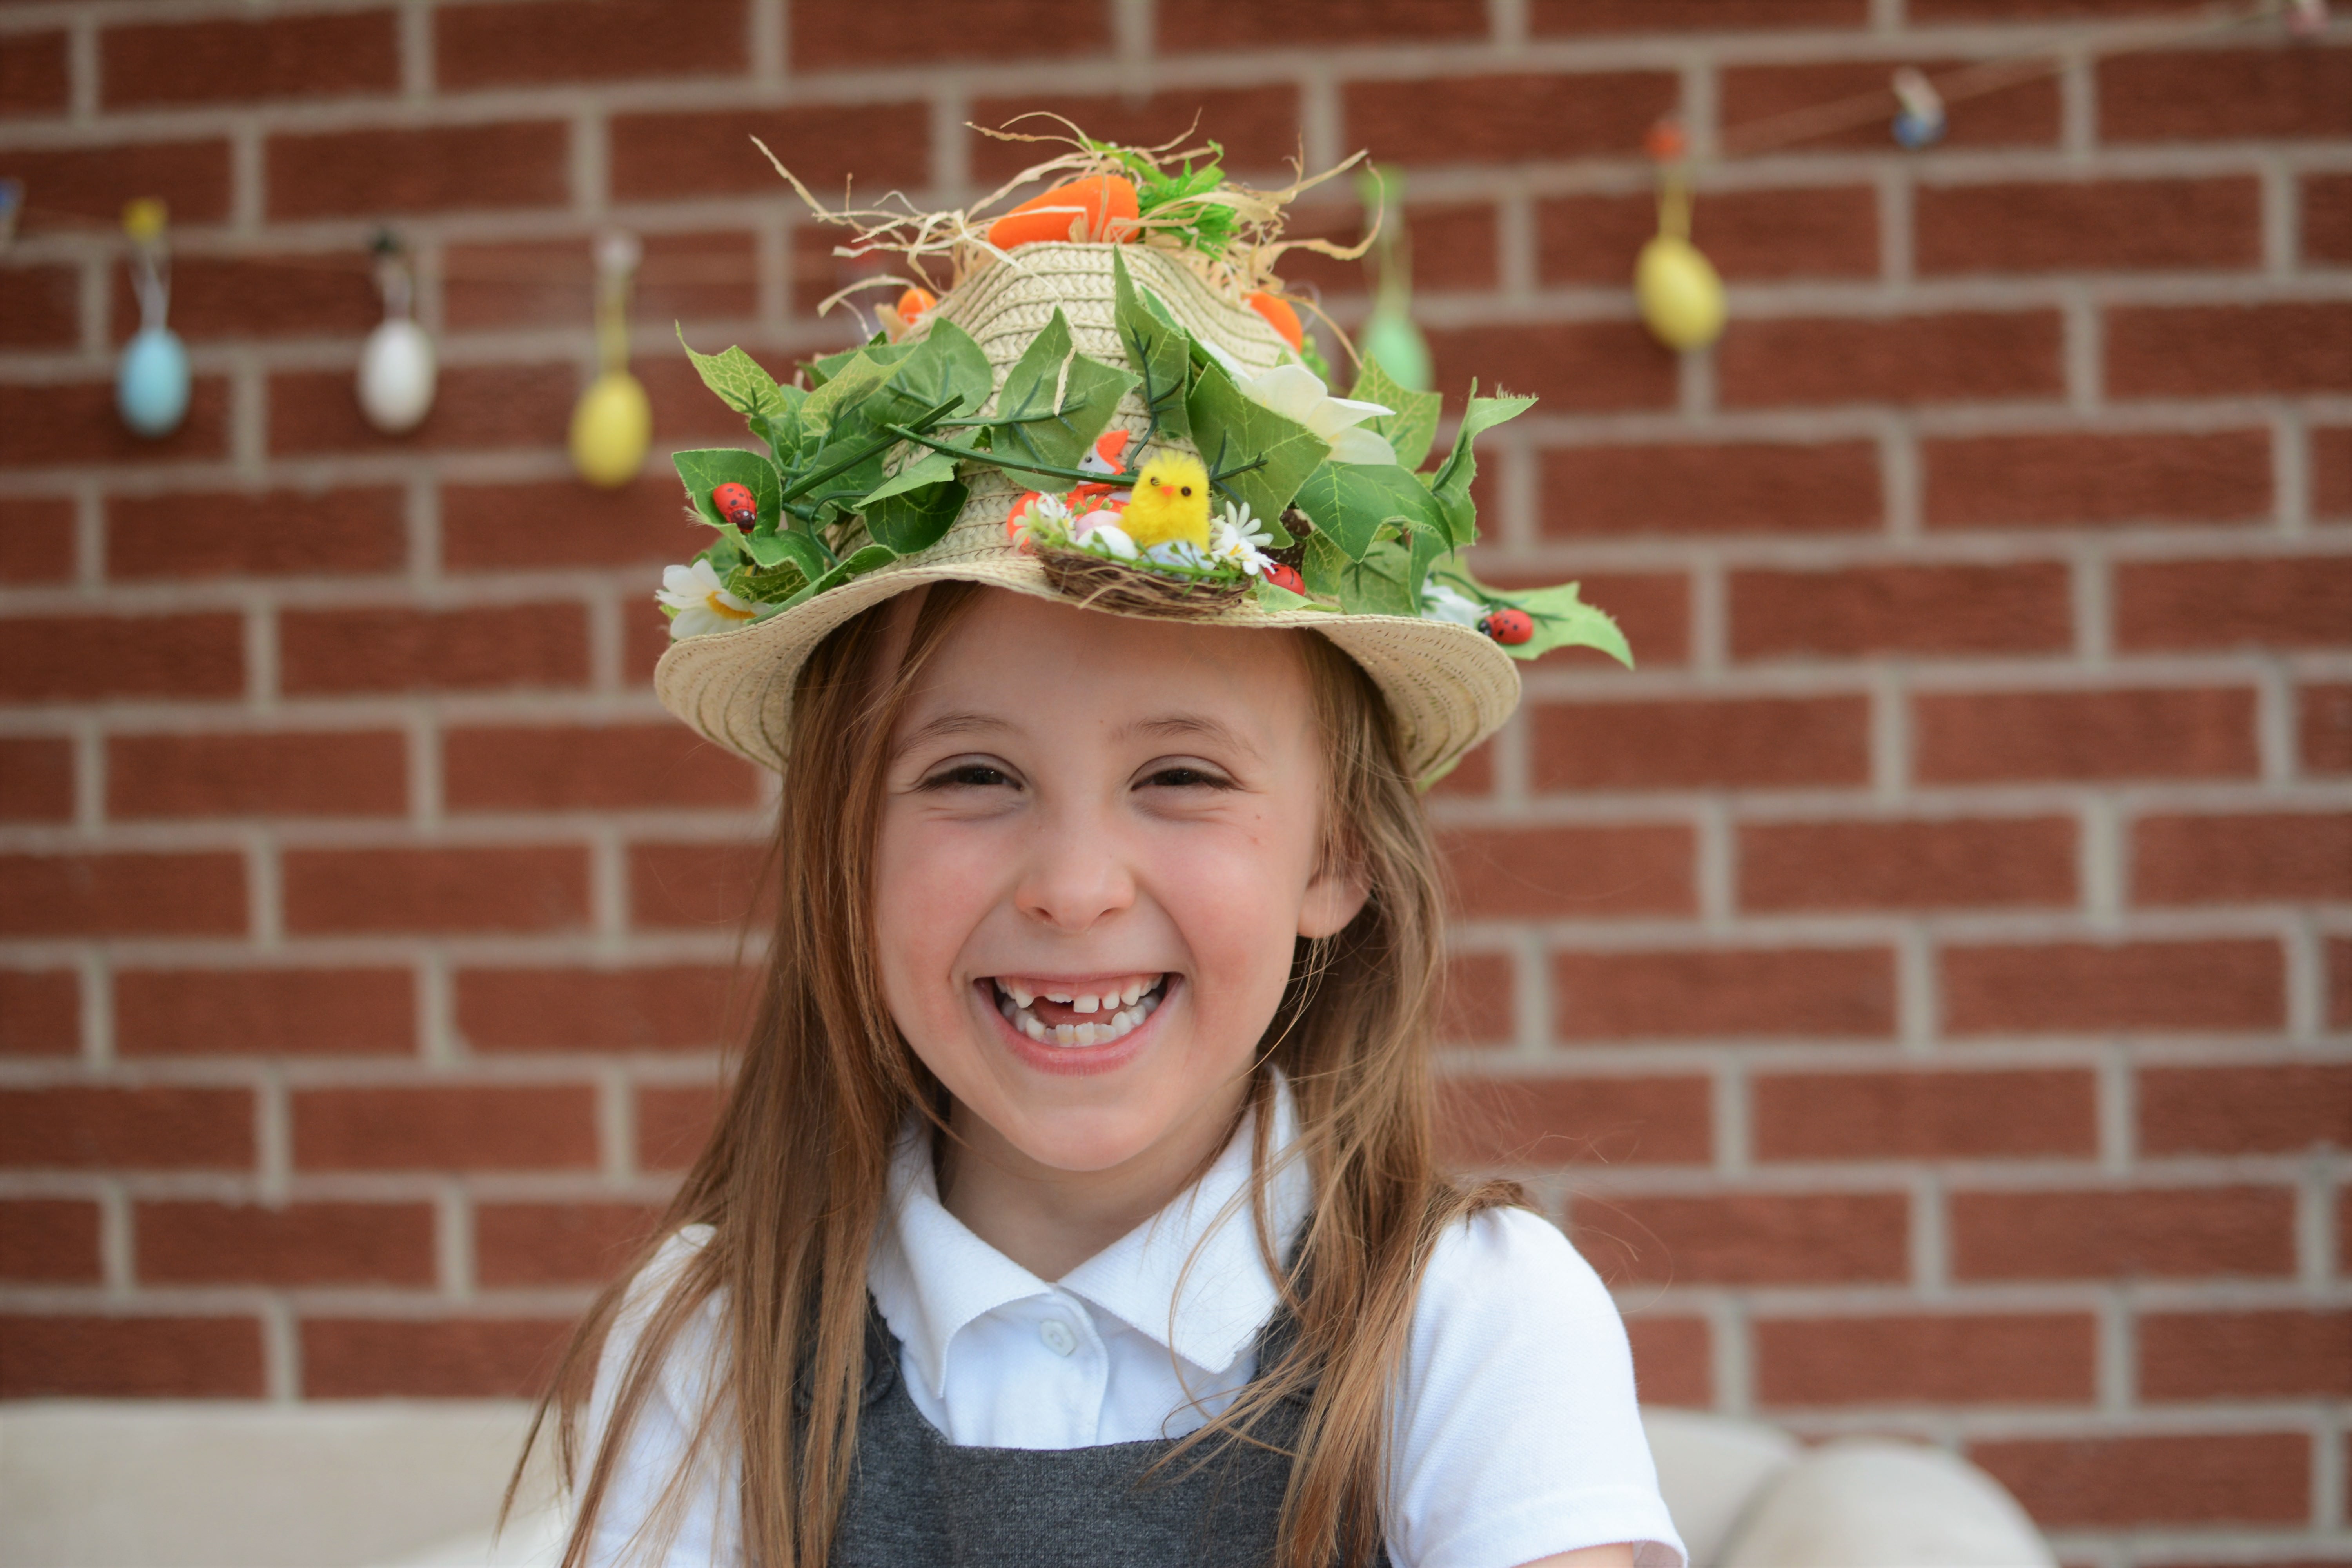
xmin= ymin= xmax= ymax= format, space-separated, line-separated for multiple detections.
xmin=2 ymin=0 xmax=2347 ymax=1557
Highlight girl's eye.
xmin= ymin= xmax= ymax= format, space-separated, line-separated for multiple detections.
xmin=922 ymin=763 xmax=1016 ymax=791
xmin=1140 ymin=765 xmax=1231 ymax=791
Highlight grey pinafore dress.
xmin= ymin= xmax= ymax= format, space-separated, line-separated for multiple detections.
xmin=826 ymin=1292 xmax=1392 ymax=1568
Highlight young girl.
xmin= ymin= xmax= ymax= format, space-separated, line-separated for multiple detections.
xmin=525 ymin=132 xmax=1679 ymax=1568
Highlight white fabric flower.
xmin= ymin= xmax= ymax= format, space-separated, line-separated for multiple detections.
xmin=1209 ymin=502 xmax=1277 ymax=576
xmin=1421 ymin=582 xmax=1485 ymax=627
xmin=1204 ymin=344 xmax=1397 ymax=466
xmin=658 ymin=560 xmax=762 ymax=641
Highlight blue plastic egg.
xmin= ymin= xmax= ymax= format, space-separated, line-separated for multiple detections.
xmin=1894 ymin=107 xmax=1946 ymax=150
xmin=116 ymin=326 xmax=191 ymax=437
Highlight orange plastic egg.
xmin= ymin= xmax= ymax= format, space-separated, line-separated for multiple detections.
xmin=986 ymin=176 xmax=1140 ymax=251
xmin=1246 ymin=291 xmax=1305 ymax=352
xmin=897 ymin=287 xmax=936 ymax=320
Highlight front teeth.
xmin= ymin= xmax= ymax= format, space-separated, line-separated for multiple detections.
xmin=993 ymin=977 xmax=1165 ymax=1048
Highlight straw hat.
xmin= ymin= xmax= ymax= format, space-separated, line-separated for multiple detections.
xmin=651 ymin=138 xmax=1626 ymax=785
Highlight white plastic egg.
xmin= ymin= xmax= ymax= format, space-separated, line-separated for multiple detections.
xmin=116 ymin=325 xmax=191 ymax=437
xmin=357 ymin=317 xmax=437 ymax=433
xmin=569 ymin=369 xmax=651 ymax=488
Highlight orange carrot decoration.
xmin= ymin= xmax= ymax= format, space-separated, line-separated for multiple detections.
xmin=1245 ymin=290 xmax=1305 ymax=352
xmin=985 ymin=176 xmax=1140 ymax=251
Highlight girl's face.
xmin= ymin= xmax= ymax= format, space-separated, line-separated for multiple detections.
xmin=874 ymin=588 xmax=1366 ymax=1185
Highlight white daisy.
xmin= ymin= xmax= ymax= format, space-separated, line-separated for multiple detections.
xmin=658 ymin=559 xmax=763 ymax=641
xmin=1209 ymin=502 xmax=1278 ymax=577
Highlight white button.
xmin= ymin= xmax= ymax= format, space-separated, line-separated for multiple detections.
xmin=1039 ymin=1318 xmax=1077 ymax=1357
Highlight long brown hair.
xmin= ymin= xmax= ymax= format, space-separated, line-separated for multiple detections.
xmin=517 ymin=583 xmax=1519 ymax=1567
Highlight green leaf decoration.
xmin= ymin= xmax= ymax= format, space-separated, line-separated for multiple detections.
xmin=1349 ymin=356 xmax=1443 ymax=472
xmin=1496 ymin=581 xmax=1634 ymax=667
xmin=799 ymin=348 xmax=901 ymax=446
xmin=673 ymin=447 xmax=782 ymax=532
xmin=1112 ymin=249 xmax=1192 ymax=441
xmin=1251 ymin=575 xmax=1325 ymax=612
xmin=677 ymin=330 xmax=791 ymax=425
xmin=1427 ymin=385 xmax=1537 ymax=549
xmin=1184 ymin=357 xmax=1327 ymax=543
xmin=862 ymin=476 xmax=966 ymax=554
xmin=1289 ymin=459 xmax=1445 ymax=561
xmin=743 ymin=526 xmax=828 ymax=578
xmin=874 ymin=320 xmax=993 ymax=425
xmin=725 ymin=557 xmax=809 ymax=604
xmin=859 ymin=450 xmax=957 ymax=507
xmin=696 ymin=528 xmax=746 ymax=577
xmin=989 ymin=309 xmax=1138 ymax=483
xmin=1303 ymin=530 xmax=1417 ymax=617
xmin=805 ymin=334 xmax=905 ymax=388
xmin=784 ymin=543 xmax=898 ymax=609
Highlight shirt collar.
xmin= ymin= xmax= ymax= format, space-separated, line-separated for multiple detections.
xmin=867 ymin=1077 xmax=1312 ymax=1399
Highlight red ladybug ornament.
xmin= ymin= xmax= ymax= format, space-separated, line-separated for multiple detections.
xmin=1265 ymin=563 xmax=1305 ymax=595
xmin=1479 ymin=608 xmax=1534 ymax=646
xmin=710 ymin=483 xmax=759 ymax=529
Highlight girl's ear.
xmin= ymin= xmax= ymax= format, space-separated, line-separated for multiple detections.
xmin=1298 ymin=855 xmax=1370 ymax=940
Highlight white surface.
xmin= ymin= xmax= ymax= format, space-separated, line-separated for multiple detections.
xmin=1639 ymin=1409 xmax=1799 ymax=1568
xmin=1718 ymin=1439 xmax=2058 ymax=1568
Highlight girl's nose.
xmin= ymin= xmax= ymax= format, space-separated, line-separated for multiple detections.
xmin=1014 ymin=817 xmax=1135 ymax=933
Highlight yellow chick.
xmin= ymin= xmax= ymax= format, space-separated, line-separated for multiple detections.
xmin=1117 ymin=452 xmax=1212 ymax=550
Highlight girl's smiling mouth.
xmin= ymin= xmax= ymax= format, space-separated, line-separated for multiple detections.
xmin=978 ymin=973 xmax=1172 ymax=1053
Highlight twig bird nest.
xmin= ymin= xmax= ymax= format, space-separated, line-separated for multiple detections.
xmin=1038 ymin=549 xmax=1251 ymax=619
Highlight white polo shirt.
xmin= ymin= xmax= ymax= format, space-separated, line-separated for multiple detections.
xmin=585 ymin=1087 xmax=1686 ymax=1568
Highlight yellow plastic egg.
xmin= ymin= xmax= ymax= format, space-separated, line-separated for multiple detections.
xmin=569 ymin=368 xmax=650 ymax=488
xmin=1635 ymin=234 xmax=1727 ymax=352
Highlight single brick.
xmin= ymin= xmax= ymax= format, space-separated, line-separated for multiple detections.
xmin=1438 ymin=825 xmax=1695 ymax=920
xmin=1542 ymin=440 xmax=1881 ymax=538
xmin=268 ymin=122 xmax=570 ymax=219
xmin=107 ymin=730 xmax=406 ymax=819
xmin=474 ymin=1201 xmax=661 ymax=1287
xmin=0 ymin=852 xmax=246 ymax=938
xmin=457 ymin=965 xmax=745 ymax=1053
xmin=1540 ymin=186 xmax=1877 ymax=285
xmin=444 ymin=724 xmax=759 ymax=812
xmin=0 ymin=1315 xmax=263 ymax=1398
xmin=1425 ymin=321 xmax=1676 ymax=413
xmin=269 ymin=362 xmax=576 ymax=457
xmin=443 ymin=232 xmax=758 ymax=334
xmin=442 ymin=475 xmax=708 ymax=571
xmin=1575 ymin=1192 xmax=1909 ymax=1285
xmin=2307 ymin=171 xmax=2352 ymax=265
xmin=1971 ymin=1432 xmax=2308 ymax=1526
xmin=1923 ymin=429 xmax=2271 ymax=530
xmin=1950 ymin=1186 xmax=2297 ymax=1280
xmin=0 ymin=377 xmax=231 ymax=469
xmin=628 ymin=839 xmax=769 ymax=930
xmin=114 ymin=967 xmax=415 ymax=1058
xmin=970 ymin=88 xmax=1300 ymax=184
xmin=0 ymin=1086 xmax=252 ymax=1169
xmin=437 ymin=0 xmax=744 ymax=88
xmin=1739 ymin=817 xmax=2076 ymax=912
xmin=2118 ymin=556 xmax=2352 ymax=653
xmin=1755 ymin=1313 xmax=2096 ymax=1406
xmin=1943 ymin=938 xmax=2284 ymax=1034
xmin=1534 ymin=696 xmax=1870 ymax=791
xmin=2101 ymin=45 xmax=2352 ymax=142
xmin=2305 ymin=682 xmax=2352 ymax=773
xmin=102 ymin=11 xmax=397 ymax=107
xmin=0 ymin=141 xmax=231 ymax=223
xmin=1722 ymin=58 xmax=2058 ymax=149
xmin=109 ymin=255 xmax=376 ymax=344
xmin=292 ymin=1084 xmax=599 ymax=1172
xmin=1916 ymin=176 xmax=2261 ymax=274
xmin=2109 ymin=303 xmax=2352 ymax=398
xmin=1553 ymin=948 xmax=1895 ymax=1042
xmin=2132 ymin=811 xmax=2352 ymax=905
xmin=0 ymin=971 xmax=78 ymax=1056
xmin=1623 ymin=1316 xmax=1712 ymax=1407
xmin=0 ymin=736 xmax=72 ymax=821
xmin=1438 ymin=1074 xmax=1712 ymax=1167
xmin=282 ymin=846 xmax=590 ymax=935
xmin=1730 ymin=562 xmax=2071 ymax=659
xmin=637 ymin=1083 xmax=722 ymax=1172
xmin=1754 ymin=1068 xmax=2096 ymax=1161
xmin=1915 ymin=687 xmax=2258 ymax=784
xmin=1535 ymin=0 xmax=1864 ymax=27
xmin=1343 ymin=71 xmax=1677 ymax=164
xmin=793 ymin=0 xmax=1106 ymax=67
xmin=1162 ymin=0 xmax=1483 ymax=49
xmin=278 ymin=602 xmax=588 ymax=694
xmin=2140 ymin=1309 xmax=2352 ymax=1401
xmin=0 ymin=32 xmax=67 ymax=116
xmin=1717 ymin=312 xmax=2065 ymax=407
xmin=2140 ymin=1064 xmax=2352 ymax=1156
xmin=608 ymin=104 xmax=927 ymax=201
xmin=0 ymin=1199 xmax=101 ymax=1282
xmin=135 ymin=1200 xmax=435 ymax=1286
xmin=0 ymin=495 xmax=76 ymax=582
xmin=0 ymin=263 xmax=78 ymax=347
xmin=111 ymin=486 xmax=405 ymax=579
xmin=300 ymin=1317 xmax=572 ymax=1399
xmin=0 ymin=612 xmax=243 ymax=702
xmin=1439 ymin=952 xmax=1514 ymax=1045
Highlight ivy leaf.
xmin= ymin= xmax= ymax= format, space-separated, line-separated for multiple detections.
xmin=742 ymin=526 xmax=827 ymax=579
xmin=784 ymin=543 xmax=898 ymax=608
xmin=862 ymin=476 xmax=966 ymax=554
xmin=1183 ymin=356 xmax=1327 ymax=543
xmin=1288 ymin=459 xmax=1445 ymax=561
xmin=799 ymin=349 xmax=900 ymax=445
xmin=1427 ymin=385 xmax=1536 ymax=549
xmin=677 ymin=330 xmax=790 ymax=425
xmin=1112 ymin=249 xmax=1191 ymax=441
xmin=1303 ymin=530 xmax=1417 ymax=617
xmin=804 ymin=334 xmax=904 ymax=388
xmin=673 ymin=447 xmax=782 ymax=532
xmin=725 ymin=557 xmax=809 ymax=604
xmin=989 ymin=308 xmax=1138 ymax=483
xmin=859 ymin=450 xmax=957 ymax=506
xmin=873 ymin=319 xmax=993 ymax=425
xmin=1499 ymin=581 xmax=1634 ymax=667
xmin=1349 ymin=356 xmax=1443 ymax=472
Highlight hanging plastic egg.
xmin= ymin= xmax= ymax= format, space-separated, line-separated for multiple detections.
xmin=569 ymin=368 xmax=650 ymax=488
xmin=1361 ymin=304 xmax=1433 ymax=392
xmin=116 ymin=325 xmax=191 ymax=437
xmin=357 ymin=317 xmax=437 ymax=433
xmin=1635 ymin=234 xmax=1727 ymax=352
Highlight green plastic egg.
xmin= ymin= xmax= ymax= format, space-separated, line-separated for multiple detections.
xmin=570 ymin=369 xmax=650 ymax=488
xmin=1635 ymin=234 xmax=1727 ymax=352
